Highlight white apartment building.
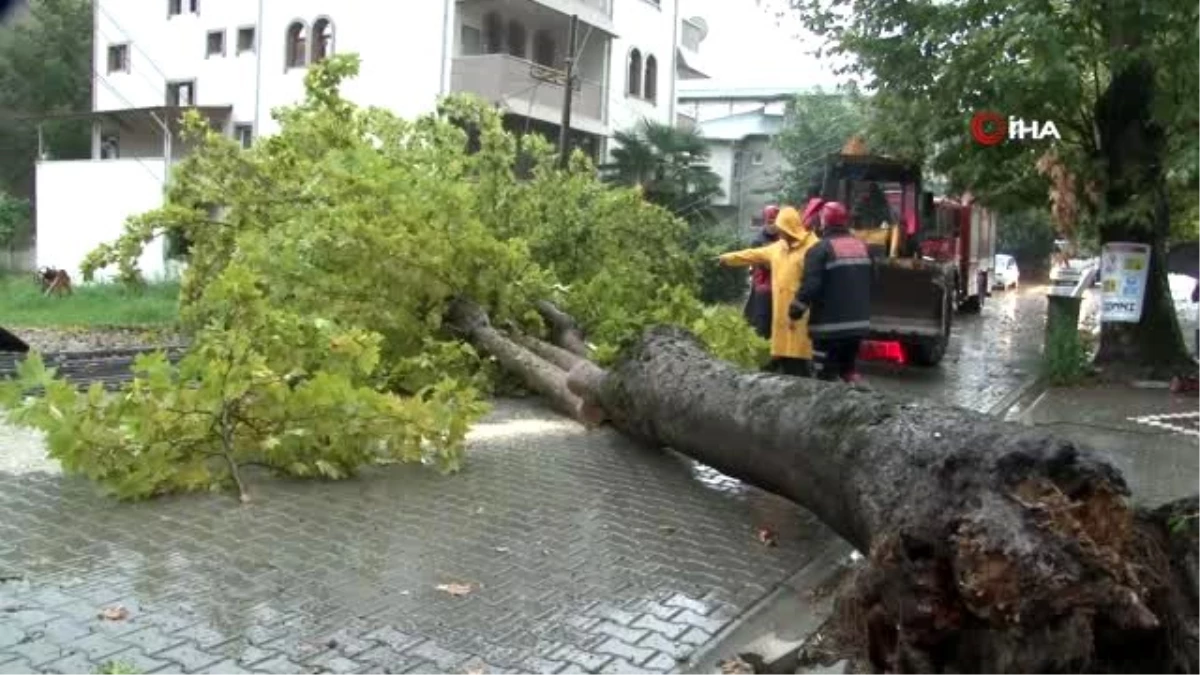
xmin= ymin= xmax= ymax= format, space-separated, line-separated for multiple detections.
xmin=34 ymin=0 xmax=695 ymax=281
xmin=676 ymin=82 xmax=804 ymax=232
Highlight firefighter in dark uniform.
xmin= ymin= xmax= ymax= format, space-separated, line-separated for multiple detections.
xmin=788 ymin=201 xmax=873 ymax=384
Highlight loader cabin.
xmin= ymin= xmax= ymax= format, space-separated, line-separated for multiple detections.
xmin=812 ymin=152 xmax=927 ymax=261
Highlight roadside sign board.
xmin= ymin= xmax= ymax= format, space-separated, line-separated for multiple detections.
xmin=1100 ymin=242 xmax=1151 ymax=322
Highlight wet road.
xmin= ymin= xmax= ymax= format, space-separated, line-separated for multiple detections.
xmin=0 ymin=293 xmax=1049 ymax=675
xmin=862 ymin=284 xmax=1046 ymax=411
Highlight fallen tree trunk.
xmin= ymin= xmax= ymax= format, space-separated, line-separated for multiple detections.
xmin=534 ymin=300 xmax=591 ymax=357
xmin=446 ymin=299 xmax=602 ymax=426
xmin=560 ymin=326 xmax=1197 ymax=673
xmin=510 ymin=331 xmax=587 ymax=371
xmin=457 ymin=301 xmax=1197 ymax=673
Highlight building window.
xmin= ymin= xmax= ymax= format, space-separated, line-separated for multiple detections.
xmin=234 ymin=124 xmax=253 ymax=149
xmin=166 ymin=80 xmax=196 ymax=106
xmin=285 ymin=21 xmax=308 ymax=69
xmin=751 ymin=150 xmax=764 ymax=165
xmin=206 ymin=30 xmax=225 ymax=57
xmin=237 ymin=26 xmax=256 ymax=54
xmin=643 ymin=54 xmax=658 ymax=102
xmin=168 ymin=0 xmax=198 ymax=16
xmin=106 ymin=44 xmax=130 ymax=73
xmin=532 ymin=29 xmax=556 ymax=67
xmin=482 ymin=12 xmax=504 ymax=54
xmin=627 ymin=48 xmax=642 ymax=97
xmin=100 ymin=134 xmax=119 ymax=159
xmin=506 ymin=20 xmax=527 ymax=59
xmin=460 ymin=24 xmax=482 ymax=56
xmin=312 ymin=17 xmax=334 ymax=62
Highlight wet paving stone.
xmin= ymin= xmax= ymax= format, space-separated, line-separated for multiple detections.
xmin=0 ymin=290 xmax=1051 ymax=673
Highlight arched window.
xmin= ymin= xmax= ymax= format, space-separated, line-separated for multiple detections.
xmin=532 ymin=29 xmax=556 ymax=67
xmin=285 ymin=21 xmax=307 ymax=69
xmin=627 ymin=48 xmax=642 ymax=97
xmin=312 ymin=17 xmax=334 ymax=62
xmin=507 ymin=20 xmax=527 ymax=59
xmin=644 ymin=54 xmax=658 ymax=102
xmin=483 ymin=12 xmax=504 ymax=54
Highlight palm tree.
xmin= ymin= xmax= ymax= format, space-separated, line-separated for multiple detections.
xmin=601 ymin=119 xmax=723 ymax=225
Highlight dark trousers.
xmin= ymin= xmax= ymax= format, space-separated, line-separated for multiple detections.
xmin=765 ymin=357 xmax=813 ymax=377
xmin=743 ymin=291 xmax=772 ymax=339
xmin=815 ymin=338 xmax=862 ymax=381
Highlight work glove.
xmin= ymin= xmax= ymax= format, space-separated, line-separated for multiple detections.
xmin=787 ymin=300 xmax=808 ymax=321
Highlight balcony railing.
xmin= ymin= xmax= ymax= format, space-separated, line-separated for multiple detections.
xmin=574 ymin=0 xmax=611 ymax=15
xmin=451 ymin=54 xmax=604 ymax=125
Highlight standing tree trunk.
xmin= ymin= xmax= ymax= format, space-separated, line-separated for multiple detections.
xmin=1092 ymin=49 xmax=1195 ymax=376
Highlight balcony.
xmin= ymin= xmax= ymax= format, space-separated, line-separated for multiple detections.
xmin=528 ymin=0 xmax=614 ymax=31
xmin=451 ymin=54 xmax=605 ymax=132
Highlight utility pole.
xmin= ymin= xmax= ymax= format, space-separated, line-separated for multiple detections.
xmin=557 ymin=14 xmax=579 ymax=169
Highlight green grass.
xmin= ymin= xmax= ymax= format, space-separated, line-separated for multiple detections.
xmin=0 ymin=274 xmax=179 ymax=327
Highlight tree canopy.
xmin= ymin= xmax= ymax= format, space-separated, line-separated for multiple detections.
xmin=769 ymin=0 xmax=1198 ymax=372
xmin=0 ymin=0 xmax=91 ymax=200
xmin=602 ymin=118 xmax=747 ymax=304
xmin=1 ymin=55 xmax=768 ymax=501
xmin=774 ymin=89 xmax=869 ymax=204
xmin=601 ymin=119 xmax=724 ymax=225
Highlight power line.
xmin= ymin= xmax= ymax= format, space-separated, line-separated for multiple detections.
xmin=95 ymin=4 xmax=173 ymax=86
xmin=96 ymin=24 xmax=166 ymax=104
xmin=88 ymin=74 xmax=172 ymax=186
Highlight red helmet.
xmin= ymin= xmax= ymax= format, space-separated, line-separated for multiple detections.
xmin=821 ymin=201 xmax=849 ymax=227
xmin=802 ymin=198 xmax=826 ymax=226
xmin=763 ymin=205 xmax=781 ymax=225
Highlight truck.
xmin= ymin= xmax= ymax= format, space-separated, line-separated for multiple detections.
xmin=809 ymin=146 xmax=996 ymax=366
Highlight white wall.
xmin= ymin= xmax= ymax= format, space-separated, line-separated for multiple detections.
xmin=678 ymin=98 xmax=771 ymax=123
xmin=707 ymin=141 xmax=734 ymax=206
xmin=35 ymin=159 xmax=169 ymax=282
xmin=94 ymin=0 xmax=450 ymax=137
xmin=94 ymin=0 xmax=683 ymax=146
xmin=607 ymin=0 xmax=678 ymax=136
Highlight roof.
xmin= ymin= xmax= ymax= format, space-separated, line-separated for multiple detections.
xmin=677 ymin=80 xmax=814 ymax=101
xmin=676 ymin=48 xmax=710 ymax=80
xmin=696 ymin=109 xmax=784 ymax=141
xmin=3 ymin=105 xmax=233 ymax=124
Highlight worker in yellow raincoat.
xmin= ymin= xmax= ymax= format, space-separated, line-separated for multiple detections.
xmin=718 ymin=205 xmax=820 ymax=376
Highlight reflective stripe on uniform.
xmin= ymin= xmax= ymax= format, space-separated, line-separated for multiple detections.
xmin=826 ymin=258 xmax=872 ymax=269
xmin=809 ymin=320 xmax=871 ymax=334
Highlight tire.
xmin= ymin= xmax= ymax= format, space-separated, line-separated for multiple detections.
xmin=961 ymin=273 xmax=986 ymax=314
xmin=905 ymin=288 xmax=953 ymax=366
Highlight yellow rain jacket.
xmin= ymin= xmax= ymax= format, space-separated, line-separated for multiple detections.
xmin=719 ymin=207 xmax=819 ymax=359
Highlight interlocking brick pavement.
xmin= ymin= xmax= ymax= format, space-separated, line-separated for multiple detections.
xmin=0 ymin=289 xmax=1049 ymax=674
xmin=0 ymin=399 xmax=835 ymax=674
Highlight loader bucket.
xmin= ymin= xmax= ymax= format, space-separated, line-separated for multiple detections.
xmin=867 ymin=260 xmax=950 ymax=341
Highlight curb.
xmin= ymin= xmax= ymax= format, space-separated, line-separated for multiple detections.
xmin=677 ymin=538 xmax=854 ymax=674
xmin=986 ymin=375 xmax=1046 ymax=421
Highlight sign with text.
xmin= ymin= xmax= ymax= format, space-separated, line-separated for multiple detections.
xmin=1100 ymin=242 xmax=1151 ymax=323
